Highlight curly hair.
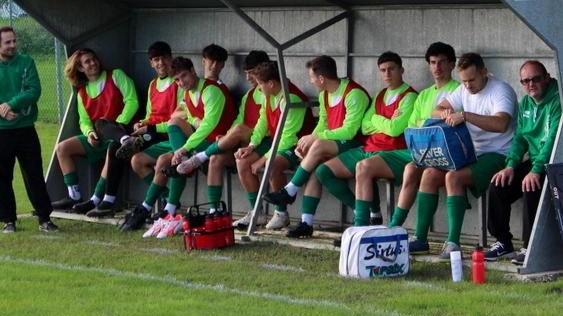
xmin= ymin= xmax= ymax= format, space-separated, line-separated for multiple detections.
xmin=64 ymin=48 xmax=101 ymax=87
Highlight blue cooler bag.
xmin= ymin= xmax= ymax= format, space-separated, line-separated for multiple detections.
xmin=404 ymin=118 xmax=476 ymax=171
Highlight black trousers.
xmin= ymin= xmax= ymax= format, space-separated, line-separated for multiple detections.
xmin=0 ymin=126 xmax=52 ymax=223
xmin=94 ymin=118 xmax=165 ymax=197
xmin=487 ymin=160 xmax=543 ymax=248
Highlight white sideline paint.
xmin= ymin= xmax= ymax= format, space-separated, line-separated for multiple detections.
xmin=261 ymin=263 xmax=305 ymax=272
xmin=0 ymin=255 xmax=408 ymax=315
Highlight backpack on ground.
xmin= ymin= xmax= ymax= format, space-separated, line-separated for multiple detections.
xmin=339 ymin=225 xmax=409 ymax=278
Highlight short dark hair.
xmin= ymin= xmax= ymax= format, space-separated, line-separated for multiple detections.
xmin=520 ymin=60 xmax=548 ymax=76
xmin=0 ymin=25 xmax=15 ymax=41
xmin=425 ymin=42 xmax=456 ymax=64
xmin=243 ymin=50 xmax=270 ymax=70
xmin=202 ymin=43 xmax=228 ymax=62
xmin=306 ymin=55 xmax=338 ymax=80
xmin=253 ymin=61 xmax=279 ymax=82
xmin=457 ymin=52 xmax=485 ymax=71
xmin=148 ymin=41 xmax=172 ymax=59
xmin=378 ymin=51 xmax=402 ymax=68
xmin=171 ymin=56 xmax=194 ymax=76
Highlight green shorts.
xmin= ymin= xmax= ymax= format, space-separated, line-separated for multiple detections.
xmin=337 ymin=147 xmax=379 ymax=175
xmin=254 ymin=138 xmax=272 ymax=157
xmin=77 ymin=135 xmax=113 ymax=163
xmin=143 ymin=141 xmax=173 ymax=159
xmin=468 ymin=152 xmax=506 ymax=197
xmin=378 ymin=149 xmax=412 ymax=185
xmin=143 ymin=140 xmax=213 ymax=159
xmin=334 ymin=139 xmax=361 ymax=153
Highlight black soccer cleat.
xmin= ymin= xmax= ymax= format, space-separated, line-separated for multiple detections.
xmin=263 ymin=188 xmax=296 ymax=205
xmin=286 ymin=222 xmax=314 ymax=238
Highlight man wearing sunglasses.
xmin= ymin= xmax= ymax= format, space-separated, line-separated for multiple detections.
xmin=485 ymin=60 xmax=561 ymax=265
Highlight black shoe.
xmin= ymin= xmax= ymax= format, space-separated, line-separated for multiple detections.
xmin=370 ymin=212 xmax=383 ymax=225
xmin=2 ymin=222 xmax=16 ymax=233
xmin=52 ymin=197 xmax=81 ymax=210
xmin=115 ymin=136 xmax=143 ymax=160
xmin=286 ymin=222 xmax=313 ymax=238
xmin=118 ymin=205 xmax=149 ymax=232
xmin=86 ymin=201 xmax=115 ymax=218
xmin=263 ymin=188 xmax=296 ymax=205
xmin=39 ymin=220 xmax=59 ymax=232
xmin=71 ymin=200 xmax=96 ymax=214
xmin=333 ymin=237 xmax=342 ymax=247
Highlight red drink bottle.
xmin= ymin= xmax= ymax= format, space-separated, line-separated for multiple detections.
xmin=472 ymin=245 xmax=486 ymax=284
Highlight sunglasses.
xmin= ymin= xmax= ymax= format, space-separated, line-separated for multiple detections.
xmin=520 ymin=75 xmax=544 ymax=85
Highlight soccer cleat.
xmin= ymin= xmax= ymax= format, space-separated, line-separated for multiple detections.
xmin=52 ymin=197 xmax=81 ymax=210
xmin=286 ymin=222 xmax=313 ymax=238
xmin=370 ymin=212 xmax=383 ymax=225
xmin=176 ymin=155 xmax=205 ymax=174
xmin=408 ymin=237 xmax=430 ymax=255
xmin=265 ymin=212 xmax=290 ymax=230
xmin=161 ymin=164 xmax=182 ymax=178
xmin=71 ymin=200 xmax=96 ymax=214
xmin=119 ymin=205 xmax=150 ymax=232
xmin=438 ymin=241 xmax=461 ymax=261
xmin=263 ymin=188 xmax=296 ymax=205
xmin=86 ymin=201 xmax=115 ymax=218
xmin=156 ymin=214 xmax=183 ymax=239
xmin=39 ymin=221 xmax=59 ymax=232
xmin=115 ymin=136 xmax=143 ymax=160
xmin=2 ymin=222 xmax=16 ymax=234
xmin=511 ymin=248 xmax=527 ymax=266
xmin=332 ymin=237 xmax=342 ymax=247
xmin=484 ymin=241 xmax=514 ymax=261
xmin=232 ymin=211 xmax=267 ymax=230
xmin=142 ymin=214 xmax=171 ymax=238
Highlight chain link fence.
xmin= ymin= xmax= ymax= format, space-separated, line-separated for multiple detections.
xmin=1 ymin=0 xmax=70 ymax=123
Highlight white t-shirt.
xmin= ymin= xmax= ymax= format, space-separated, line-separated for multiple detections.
xmin=446 ymin=76 xmax=517 ymax=156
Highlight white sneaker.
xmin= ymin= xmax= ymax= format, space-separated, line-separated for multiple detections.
xmin=156 ymin=214 xmax=183 ymax=239
xmin=142 ymin=214 xmax=170 ymax=238
xmin=265 ymin=212 xmax=290 ymax=230
xmin=177 ymin=155 xmax=205 ymax=174
xmin=232 ymin=211 xmax=267 ymax=229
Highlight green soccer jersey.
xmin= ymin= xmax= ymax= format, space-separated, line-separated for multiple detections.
xmin=407 ymin=79 xmax=460 ymax=128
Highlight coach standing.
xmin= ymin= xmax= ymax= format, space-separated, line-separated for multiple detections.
xmin=0 ymin=26 xmax=58 ymax=233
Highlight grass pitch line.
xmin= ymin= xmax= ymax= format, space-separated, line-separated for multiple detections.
xmin=1 ymin=255 xmax=410 ymax=315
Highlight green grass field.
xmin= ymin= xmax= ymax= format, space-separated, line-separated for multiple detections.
xmin=1 ymin=218 xmax=562 ymax=316
xmin=5 ymin=122 xmax=563 ymax=315
xmin=4 ymin=40 xmax=562 ymax=316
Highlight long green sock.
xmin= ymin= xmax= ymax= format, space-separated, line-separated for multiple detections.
xmin=93 ymin=177 xmax=106 ymax=199
xmin=167 ymin=177 xmax=187 ymax=206
xmin=204 ymin=142 xmax=222 ymax=156
xmin=354 ymin=200 xmax=371 ymax=226
xmin=247 ymin=192 xmax=258 ymax=209
xmin=63 ymin=172 xmax=79 ymax=186
xmin=143 ymin=173 xmax=154 ymax=185
xmin=315 ymin=164 xmax=355 ymax=209
xmin=414 ymin=192 xmax=439 ymax=242
xmin=275 ymin=204 xmax=287 ymax=213
xmin=291 ymin=167 xmax=311 ymax=187
xmin=207 ymin=185 xmax=223 ymax=207
xmin=144 ymin=183 xmax=167 ymax=206
xmin=389 ymin=206 xmax=409 ymax=227
xmin=168 ymin=125 xmax=188 ymax=150
xmin=301 ymin=195 xmax=320 ymax=215
xmin=446 ymin=195 xmax=467 ymax=245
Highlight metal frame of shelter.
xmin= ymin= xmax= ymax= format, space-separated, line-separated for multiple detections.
xmin=13 ymin=0 xmax=563 ymax=275
xmin=223 ymin=0 xmax=563 ymax=276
